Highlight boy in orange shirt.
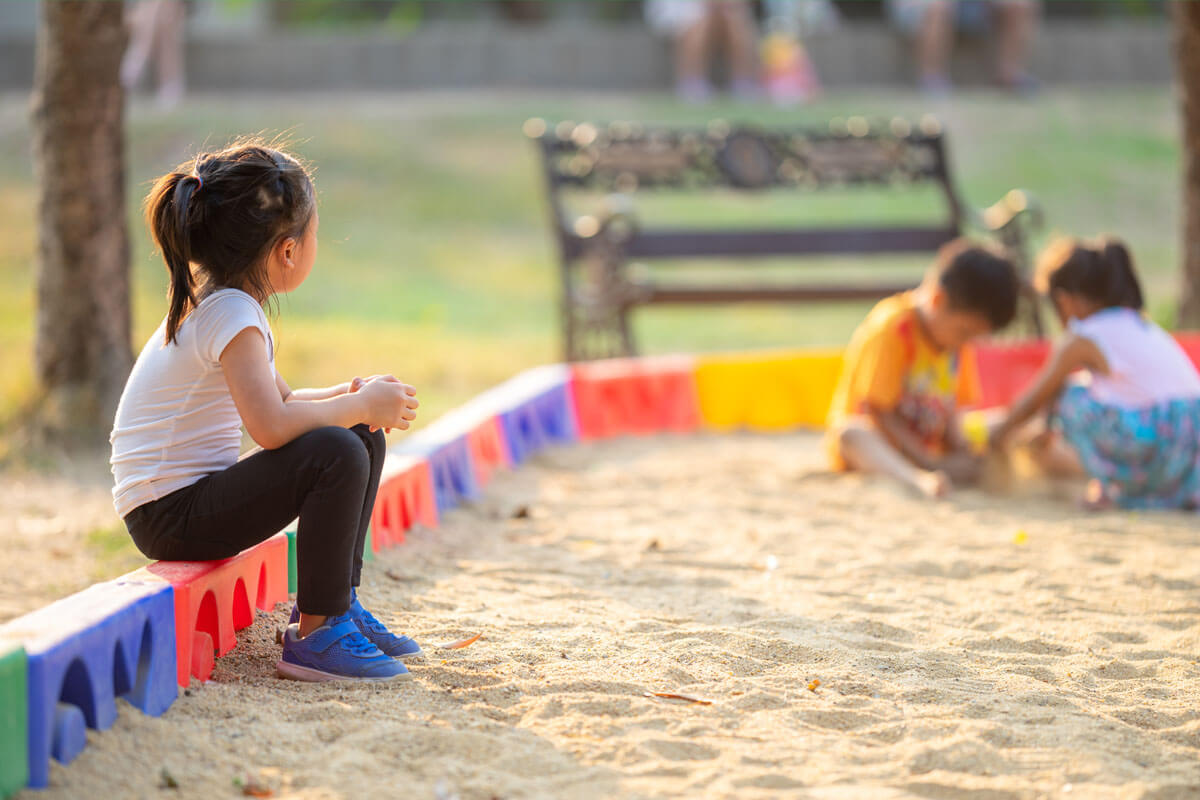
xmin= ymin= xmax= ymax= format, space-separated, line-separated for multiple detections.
xmin=827 ymin=239 xmax=1020 ymax=497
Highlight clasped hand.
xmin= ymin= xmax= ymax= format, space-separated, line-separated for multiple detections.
xmin=348 ymin=374 xmax=418 ymax=433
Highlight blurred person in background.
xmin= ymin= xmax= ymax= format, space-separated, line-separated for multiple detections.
xmin=889 ymin=0 xmax=1039 ymax=95
xmin=646 ymin=0 xmax=760 ymax=103
xmin=121 ymin=0 xmax=187 ymax=109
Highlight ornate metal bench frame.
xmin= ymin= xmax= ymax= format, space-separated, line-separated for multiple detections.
xmin=527 ymin=116 xmax=1043 ymax=361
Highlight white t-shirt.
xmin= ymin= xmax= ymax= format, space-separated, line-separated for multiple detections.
xmin=1070 ymin=307 xmax=1200 ymax=409
xmin=110 ymin=289 xmax=274 ymax=518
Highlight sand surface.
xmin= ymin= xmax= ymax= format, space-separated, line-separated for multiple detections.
xmin=12 ymin=432 xmax=1200 ymax=799
xmin=0 ymin=454 xmax=128 ymax=624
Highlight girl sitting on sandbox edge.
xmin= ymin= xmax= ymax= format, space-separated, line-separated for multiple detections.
xmin=110 ymin=138 xmax=421 ymax=682
xmin=989 ymin=236 xmax=1200 ymax=511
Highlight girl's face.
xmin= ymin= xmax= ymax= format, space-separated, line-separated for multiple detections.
xmin=1050 ymin=289 xmax=1099 ymax=325
xmin=271 ymin=210 xmax=318 ymax=295
xmin=291 ymin=211 xmax=319 ymax=290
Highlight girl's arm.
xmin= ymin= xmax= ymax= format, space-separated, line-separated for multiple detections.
xmin=222 ymin=328 xmax=417 ymax=450
xmin=278 ymin=376 xmax=354 ymax=403
xmin=990 ymin=333 xmax=1107 ymax=447
xmin=276 ymin=374 xmax=397 ymax=403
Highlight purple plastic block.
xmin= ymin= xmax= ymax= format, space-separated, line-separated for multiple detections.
xmin=0 ymin=580 xmax=178 ymax=788
xmin=499 ymin=380 xmax=578 ymax=465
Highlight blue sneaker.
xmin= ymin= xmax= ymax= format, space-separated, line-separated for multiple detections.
xmin=276 ymin=612 xmax=410 ymax=682
xmin=349 ymin=590 xmax=424 ymax=660
xmin=285 ymin=591 xmax=423 ymax=661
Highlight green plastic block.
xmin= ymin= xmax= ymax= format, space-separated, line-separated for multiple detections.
xmin=285 ymin=530 xmax=298 ymax=595
xmin=286 ymin=525 xmax=373 ymax=594
xmin=0 ymin=643 xmax=28 ymax=798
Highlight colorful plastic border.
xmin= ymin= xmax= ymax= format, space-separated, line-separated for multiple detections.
xmin=6 ymin=335 xmax=1200 ymax=794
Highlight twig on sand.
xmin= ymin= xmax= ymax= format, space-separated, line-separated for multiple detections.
xmin=644 ymin=691 xmax=713 ymax=706
xmin=438 ymin=632 xmax=482 ymax=650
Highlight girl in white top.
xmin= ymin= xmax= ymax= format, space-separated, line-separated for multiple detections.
xmin=992 ymin=236 xmax=1200 ymax=510
xmin=111 ymin=139 xmax=421 ymax=682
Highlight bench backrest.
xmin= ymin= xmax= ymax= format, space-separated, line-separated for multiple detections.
xmin=526 ymin=117 xmax=968 ymax=261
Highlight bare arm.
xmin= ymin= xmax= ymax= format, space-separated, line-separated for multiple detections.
xmin=221 ymin=328 xmax=417 ymax=450
xmin=869 ymin=406 xmax=941 ymax=472
xmin=280 ymin=376 xmax=353 ymax=402
xmin=991 ymin=334 xmax=1107 ymax=447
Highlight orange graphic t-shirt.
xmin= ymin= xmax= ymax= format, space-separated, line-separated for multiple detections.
xmin=826 ymin=292 xmax=980 ymax=470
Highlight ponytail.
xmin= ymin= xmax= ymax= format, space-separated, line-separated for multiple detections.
xmin=1098 ymin=237 xmax=1144 ymax=311
xmin=1036 ymin=234 xmax=1145 ymax=312
xmin=146 ymin=171 xmax=204 ymax=344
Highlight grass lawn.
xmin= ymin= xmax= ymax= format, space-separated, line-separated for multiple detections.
xmin=0 ymin=88 xmax=1182 ymax=441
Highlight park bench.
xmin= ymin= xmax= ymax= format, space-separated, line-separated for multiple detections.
xmin=525 ymin=116 xmax=1044 ymax=361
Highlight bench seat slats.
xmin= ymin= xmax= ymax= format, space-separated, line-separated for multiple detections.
xmin=565 ymin=226 xmax=959 ymax=260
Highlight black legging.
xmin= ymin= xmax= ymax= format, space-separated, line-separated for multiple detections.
xmin=123 ymin=424 xmax=385 ymax=616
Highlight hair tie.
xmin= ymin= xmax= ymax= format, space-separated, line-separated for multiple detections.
xmin=193 ymin=174 xmax=203 ymax=191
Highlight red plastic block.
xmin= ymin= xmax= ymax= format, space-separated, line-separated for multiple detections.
xmin=571 ymin=355 xmax=701 ymax=440
xmin=371 ymin=454 xmax=438 ymax=551
xmin=1176 ymin=331 xmax=1200 ymax=370
xmin=973 ymin=340 xmax=1051 ymax=410
xmin=121 ymin=533 xmax=289 ymax=687
xmin=467 ymin=415 xmax=511 ymax=488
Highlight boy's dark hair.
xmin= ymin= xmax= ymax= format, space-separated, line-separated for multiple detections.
xmin=1034 ymin=235 xmax=1144 ymax=312
xmin=144 ymin=138 xmax=315 ymax=344
xmin=932 ymin=239 xmax=1020 ymax=330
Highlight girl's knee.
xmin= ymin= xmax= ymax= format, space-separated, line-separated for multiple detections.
xmin=303 ymin=426 xmax=370 ymax=472
xmin=358 ymin=424 xmax=386 ymax=453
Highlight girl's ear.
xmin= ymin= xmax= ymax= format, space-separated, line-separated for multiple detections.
xmin=277 ymin=236 xmax=297 ymax=269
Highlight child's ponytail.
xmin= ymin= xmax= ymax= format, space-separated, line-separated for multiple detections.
xmin=146 ymin=171 xmax=204 ymax=344
xmin=1036 ymin=235 xmax=1146 ymax=313
xmin=1098 ymin=236 xmax=1144 ymax=311
xmin=143 ymin=139 xmax=315 ymax=346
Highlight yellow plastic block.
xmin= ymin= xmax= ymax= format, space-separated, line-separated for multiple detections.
xmin=694 ymin=349 xmax=844 ymax=432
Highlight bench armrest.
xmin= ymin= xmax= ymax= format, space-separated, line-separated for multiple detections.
xmin=570 ymin=192 xmax=640 ymax=244
xmin=970 ymin=189 xmax=1044 ymax=238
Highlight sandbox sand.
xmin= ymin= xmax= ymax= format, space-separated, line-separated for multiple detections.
xmin=13 ymin=432 xmax=1200 ymax=799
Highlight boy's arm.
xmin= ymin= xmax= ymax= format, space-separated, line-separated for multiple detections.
xmin=869 ymin=406 xmax=941 ymax=472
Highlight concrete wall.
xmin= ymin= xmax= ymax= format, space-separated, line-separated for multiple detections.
xmin=0 ymin=21 xmax=1173 ymax=93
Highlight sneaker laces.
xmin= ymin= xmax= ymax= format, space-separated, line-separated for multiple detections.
xmin=355 ymin=605 xmax=395 ymax=637
xmin=327 ymin=613 xmax=383 ymax=656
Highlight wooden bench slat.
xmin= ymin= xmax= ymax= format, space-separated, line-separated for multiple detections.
xmin=563 ymin=226 xmax=959 ymax=260
xmin=643 ymin=282 xmax=917 ymax=304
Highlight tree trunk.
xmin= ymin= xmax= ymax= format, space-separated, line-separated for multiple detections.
xmin=1177 ymin=1 xmax=1200 ymax=328
xmin=31 ymin=0 xmax=132 ymax=443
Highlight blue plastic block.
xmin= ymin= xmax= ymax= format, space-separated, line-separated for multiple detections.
xmin=396 ymin=410 xmax=485 ymax=514
xmin=500 ymin=381 xmax=579 ymax=465
xmin=425 ymin=436 xmax=480 ymax=512
xmin=0 ymin=643 xmax=27 ymax=798
xmin=0 ymin=581 xmax=178 ymax=788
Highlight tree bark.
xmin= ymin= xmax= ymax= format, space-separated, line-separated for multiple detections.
xmin=1177 ymin=1 xmax=1200 ymax=328
xmin=31 ymin=0 xmax=132 ymax=443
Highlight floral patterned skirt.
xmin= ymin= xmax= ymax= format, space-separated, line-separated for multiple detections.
xmin=1053 ymin=384 xmax=1200 ymax=510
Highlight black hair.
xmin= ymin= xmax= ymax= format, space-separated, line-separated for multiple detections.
xmin=932 ymin=238 xmax=1020 ymax=330
xmin=144 ymin=137 xmax=316 ymax=344
xmin=1034 ymin=235 xmax=1144 ymax=312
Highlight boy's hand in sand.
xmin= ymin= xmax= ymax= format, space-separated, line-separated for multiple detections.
xmin=353 ymin=375 xmax=418 ymax=433
xmin=916 ymin=469 xmax=951 ymax=499
xmin=939 ymin=450 xmax=983 ymax=486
